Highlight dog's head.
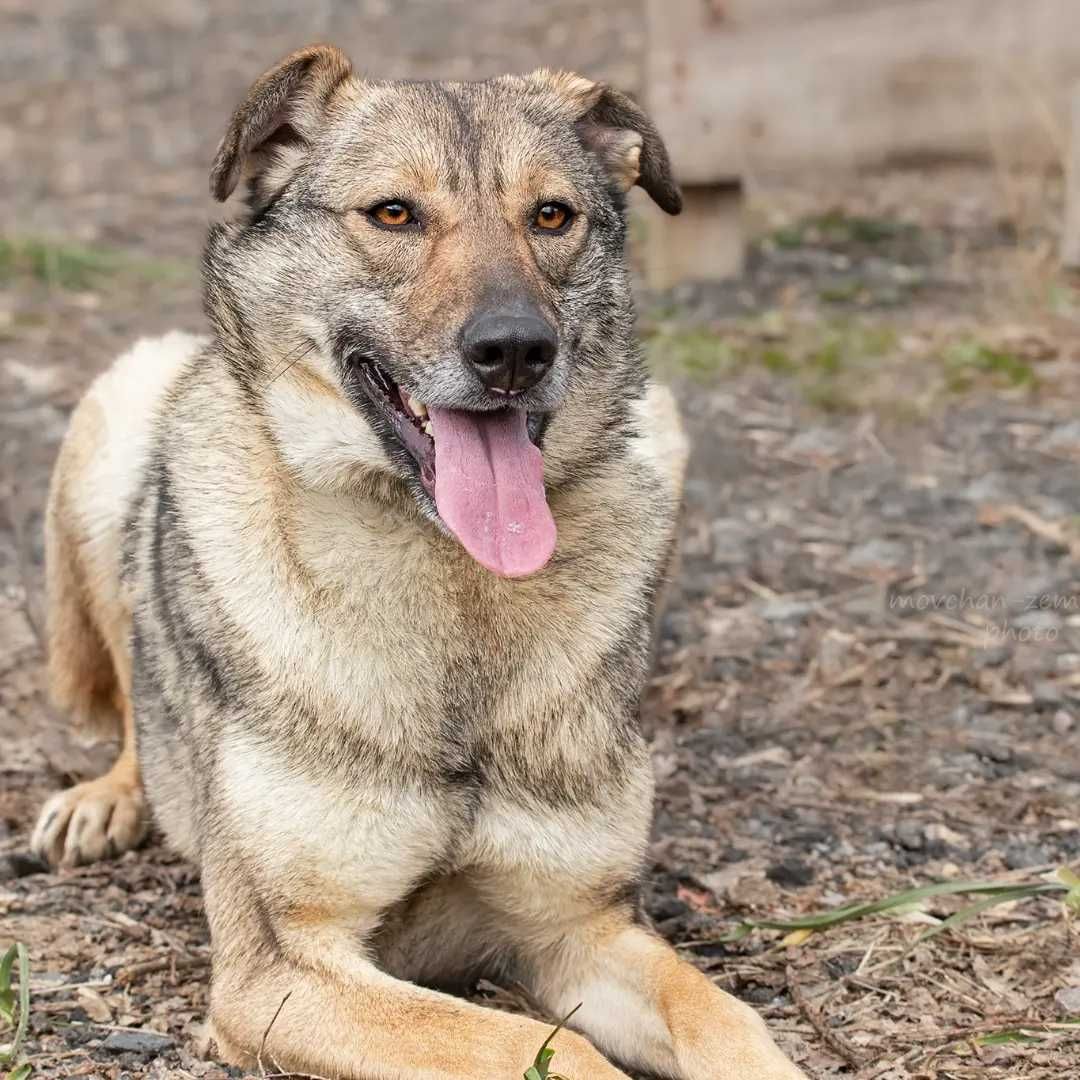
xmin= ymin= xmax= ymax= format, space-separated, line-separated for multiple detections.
xmin=204 ymin=44 xmax=680 ymax=578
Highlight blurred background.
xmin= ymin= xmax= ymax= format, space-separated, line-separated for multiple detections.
xmin=3 ymin=3 xmax=1080 ymax=1078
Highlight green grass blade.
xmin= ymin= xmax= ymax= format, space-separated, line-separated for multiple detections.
xmin=0 ymin=945 xmax=29 ymax=1067
xmin=716 ymin=879 xmax=1067 ymax=942
xmin=916 ymin=885 xmax=1055 ymax=944
xmin=1058 ymin=867 xmax=1080 ymax=888
xmin=976 ymin=1030 xmax=1043 ymax=1047
xmin=525 ymin=1003 xmax=582 ymax=1080
xmin=1059 ymin=867 xmax=1080 ymax=912
xmin=0 ymin=947 xmax=15 ymax=1026
xmin=13 ymin=947 xmax=28 ymax=1064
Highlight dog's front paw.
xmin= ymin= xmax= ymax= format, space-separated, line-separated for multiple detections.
xmin=32 ymin=773 xmax=148 ymax=868
xmin=689 ymin=1041 xmax=808 ymax=1080
xmin=678 ymin=997 xmax=809 ymax=1080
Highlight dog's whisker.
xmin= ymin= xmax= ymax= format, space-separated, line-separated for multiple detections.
xmin=261 ymin=340 xmax=318 ymax=388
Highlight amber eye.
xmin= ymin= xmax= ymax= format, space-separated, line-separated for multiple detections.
xmin=369 ymin=201 xmax=415 ymax=228
xmin=534 ymin=203 xmax=572 ymax=232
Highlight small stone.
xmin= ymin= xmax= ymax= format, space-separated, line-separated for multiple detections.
xmin=759 ymin=599 xmax=815 ymax=622
xmin=1033 ymin=681 xmax=1065 ymax=709
xmin=970 ymin=739 xmax=1012 ymax=763
xmin=650 ymin=895 xmax=689 ymax=922
xmin=1055 ymin=986 xmax=1080 ymax=1015
xmin=1003 ymin=843 xmax=1049 ymax=870
xmin=961 ymin=473 xmax=1012 ymax=503
xmin=973 ymin=645 xmax=1011 ymax=670
xmin=766 ymin=859 xmax=815 ymax=888
xmin=925 ymin=823 xmax=967 ymax=847
xmin=789 ymin=826 xmax=832 ymax=847
xmin=1053 ymin=710 xmax=1075 ymax=735
xmin=783 ymin=427 xmax=849 ymax=465
xmin=894 ymin=820 xmax=925 ymax=851
xmin=727 ymin=872 xmax=781 ymax=908
xmin=1038 ymin=420 xmax=1080 ymax=460
xmin=950 ymin=704 xmax=973 ymax=725
xmin=101 ymin=1030 xmax=175 ymax=1056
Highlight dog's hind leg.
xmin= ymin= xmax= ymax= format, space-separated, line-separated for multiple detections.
xmin=31 ymin=399 xmax=148 ymax=868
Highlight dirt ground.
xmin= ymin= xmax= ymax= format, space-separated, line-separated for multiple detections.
xmin=3 ymin=4 xmax=1080 ymax=1079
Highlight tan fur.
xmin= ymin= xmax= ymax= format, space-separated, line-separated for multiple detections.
xmin=33 ymin=48 xmax=804 ymax=1079
xmin=44 ymin=500 xmax=118 ymax=735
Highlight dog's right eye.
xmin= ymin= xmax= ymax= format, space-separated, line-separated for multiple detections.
xmin=367 ymin=201 xmax=416 ymax=229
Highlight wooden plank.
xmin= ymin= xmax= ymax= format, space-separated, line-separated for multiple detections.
xmin=636 ymin=184 xmax=746 ymax=289
xmin=647 ymin=0 xmax=1080 ymax=184
xmin=643 ymin=0 xmax=748 ymax=286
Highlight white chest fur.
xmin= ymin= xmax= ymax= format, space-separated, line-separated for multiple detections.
xmin=219 ymin=734 xmax=653 ymax=915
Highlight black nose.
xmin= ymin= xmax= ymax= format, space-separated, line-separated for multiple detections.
xmin=462 ymin=312 xmax=557 ymax=395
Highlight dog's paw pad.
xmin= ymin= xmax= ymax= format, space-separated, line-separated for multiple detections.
xmin=31 ymin=777 xmax=148 ymax=868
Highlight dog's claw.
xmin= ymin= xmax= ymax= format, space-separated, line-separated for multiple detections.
xmin=31 ymin=775 xmax=148 ymax=868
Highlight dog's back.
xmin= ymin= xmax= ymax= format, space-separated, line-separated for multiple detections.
xmin=45 ymin=330 xmax=204 ymax=735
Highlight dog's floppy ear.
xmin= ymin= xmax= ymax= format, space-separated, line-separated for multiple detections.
xmin=210 ymin=44 xmax=353 ymax=203
xmin=577 ymin=86 xmax=683 ymax=215
xmin=532 ymin=71 xmax=682 ymax=215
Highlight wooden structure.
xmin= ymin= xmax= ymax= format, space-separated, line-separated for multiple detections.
xmin=643 ymin=0 xmax=1080 ymax=287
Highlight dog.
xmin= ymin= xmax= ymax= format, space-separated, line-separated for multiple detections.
xmin=31 ymin=45 xmax=806 ymax=1079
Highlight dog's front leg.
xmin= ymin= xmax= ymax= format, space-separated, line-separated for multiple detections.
xmin=202 ymin=868 xmax=631 ymax=1080
xmin=523 ymin=910 xmax=807 ymax=1080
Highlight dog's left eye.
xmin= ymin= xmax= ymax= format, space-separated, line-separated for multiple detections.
xmin=368 ymin=201 xmax=416 ymax=228
xmin=533 ymin=203 xmax=573 ymax=232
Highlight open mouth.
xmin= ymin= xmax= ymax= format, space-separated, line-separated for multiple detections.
xmin=355 ymin=360 xmax=557 ymax=579
xmin=356 ymin=360 xmax=438 ymax=490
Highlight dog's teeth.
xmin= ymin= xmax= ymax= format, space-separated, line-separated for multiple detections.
xmin=404 ymin=393 xmax=428 ymax=420
xmin=422 ymin=420 xmax=433 ymax=436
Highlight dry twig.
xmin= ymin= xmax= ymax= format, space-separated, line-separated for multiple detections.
xmin=786 ymin=965 xmax=867 ymax=1068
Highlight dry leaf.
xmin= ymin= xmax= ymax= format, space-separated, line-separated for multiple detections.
xmin=76 ymin=986 xmax=113 ymax=1023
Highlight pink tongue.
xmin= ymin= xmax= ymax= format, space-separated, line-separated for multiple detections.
xmin=427 ymin=406 xmax=556 ymax=578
